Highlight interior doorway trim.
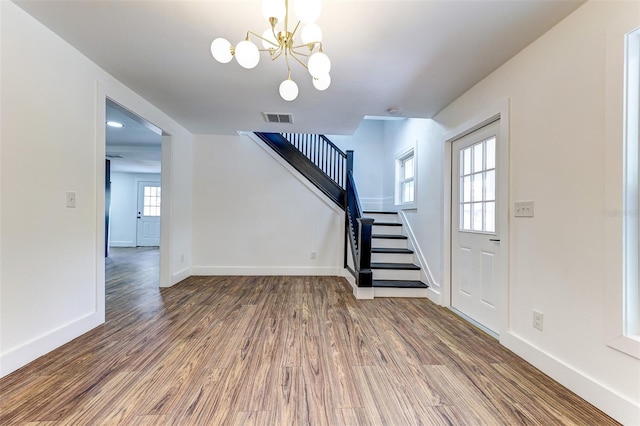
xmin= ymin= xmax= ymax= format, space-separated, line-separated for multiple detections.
xmin=443 ymin=98 xmax=511 ymax=338
xmin=96 ymin=84 xmax=174 ymax=307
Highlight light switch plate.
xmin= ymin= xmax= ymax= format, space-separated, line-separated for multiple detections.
xmin=66 ymin=191 xmax=77 ymax=208
xmin=515 ymin=200 xmax=534 ymax=217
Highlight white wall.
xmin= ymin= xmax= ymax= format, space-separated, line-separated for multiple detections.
xmin=329 ymin=120 xmax=387 ymax=211
xmin=389 ymin=1 xmax=639 ymax=423
xmin=380 ymin=118 xmax=445 ymax=294
xmin=0 ymin=1 xmax=193 ymax=377
xmin=109 ymin=172 xmax=161 ymax=247
xmin=191 ymin=134 xmax=344 ymax=276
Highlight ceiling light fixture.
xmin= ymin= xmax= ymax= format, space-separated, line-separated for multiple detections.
xmin=210 ymin=0 xmax=330 ymax=102
xmin=106 ymin=121 xmax=124 ymax=128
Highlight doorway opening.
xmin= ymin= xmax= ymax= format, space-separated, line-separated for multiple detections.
xmin=105 ymin=98 xmax=163 ymax=296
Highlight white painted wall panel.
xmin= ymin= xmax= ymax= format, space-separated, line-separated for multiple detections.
xmin=191 ymin=134 xmax=343 ymax=275
xmin=0 ymin=1 xmax=193 ymax=376
xmin=397 ymin=1 xmax=640 ymax=423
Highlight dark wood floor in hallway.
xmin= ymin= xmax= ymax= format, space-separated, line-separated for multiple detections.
xmin=0 ymin=248 xmax=618 ymax=425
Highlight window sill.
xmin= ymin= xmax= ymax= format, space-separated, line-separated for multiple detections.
xmin=607 ymin=335 xmax=640 ymax=360
xmin=396 ymin=202 xmax=417 ymax=210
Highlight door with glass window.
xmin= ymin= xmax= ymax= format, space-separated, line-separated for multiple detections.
xmin=136 ymin=181 xmax=161 ymax=246
xmin=451 ymin=120 xmax=502 ymax=334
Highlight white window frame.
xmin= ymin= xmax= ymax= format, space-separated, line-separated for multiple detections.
xmin=606 ymin=24 xmax=640 ymax=360
xmin=623 ymin=27 xmax=640 ymax=339
xmin=395 ymin=148 xmax=417 ymax=209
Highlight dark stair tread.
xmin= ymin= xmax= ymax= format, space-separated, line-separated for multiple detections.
xmin=373 ymin=280 xmax=429 ymax=289
xmin=364 ymin=211 xmax=398 ymax=215
xmin=371 ymin=262 xmax=421 ymax=270
xmin=371 ymin=247 xmax=413 ymax=254
xmin=372 ymin=234 xmax=407 ymax=239
xmin=372 ymin=222 xmax=402 ymax=226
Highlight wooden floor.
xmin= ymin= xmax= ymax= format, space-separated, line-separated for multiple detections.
xmin=0 ymin=247 xmax=618 ymax=425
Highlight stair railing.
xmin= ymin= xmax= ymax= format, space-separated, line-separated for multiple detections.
xmin=254 ymin=133 xmax=371 ymax=287
xmin=282 ymin=133 xmax=347 ymax=189
xmin=345 ymin=151 xmax=373 ymax=287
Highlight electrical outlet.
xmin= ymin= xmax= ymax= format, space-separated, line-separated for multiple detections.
xmin=533 ymin=310 xmax=544 ymax=331
xmin=181 ymin=254 xmax=185 ymax=263
xmin=310 ymin=251 xmax=317 ymax=260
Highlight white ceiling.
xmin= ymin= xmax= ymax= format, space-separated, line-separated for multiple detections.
xmin=106 ymin=100 xmax=162 ymax=174
xmin=15 ymin=0 xmax=584 ymax=136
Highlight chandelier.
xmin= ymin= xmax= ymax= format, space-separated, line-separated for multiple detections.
xmin=210 ymin=0 xmax=330 ymax=101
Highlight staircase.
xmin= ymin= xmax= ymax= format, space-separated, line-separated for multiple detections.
xmin=367 ymin=211 xmax=429 ymax=297
xmin=253 ymin=132 xmax=428 ymax=298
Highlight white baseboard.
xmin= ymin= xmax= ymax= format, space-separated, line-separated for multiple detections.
xmin=501 ymin=332 xmax=640 ymax=426
xmin=191 ymin=266 xmax=342 ymax=276
xmin=427 ymin=286 xmax=441 ymax=304
xmin=169 ymin=267 xmax=191 ymax=287
xmin=0 ymin=311 xmax=103 ymax=378
xmin=342 ymin=269 xmax=374 ymax=299
xmin=109 ymin=241 xmax=135 ymax=247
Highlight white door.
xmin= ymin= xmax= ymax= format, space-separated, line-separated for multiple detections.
xmin=451 ymin=120 xmax=504 ymax=334
xmin=136 ymin=181 xmax=161 ymax=247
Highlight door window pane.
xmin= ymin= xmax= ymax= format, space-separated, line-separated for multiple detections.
xmin=473 ymin=143 xmax=483 ymax=173
xmin=459 ymin=137 xmax=497 ymax=233
xmin=486 ymin=137 xmax=496 ymax=170
xmin=143 ymin=186 xmax=161 ymax=217
xmin=485 ymin=170 xmax=495 ymax=201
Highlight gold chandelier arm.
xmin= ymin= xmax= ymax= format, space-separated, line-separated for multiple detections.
xmin=284 ymin=50 xmax=293 ymax=77
xmin=248 ymin=30 xmax=280 ymax=49
xmin=289 ymin=50 xmax=309 ymax=70
xmin=291 ymin=41 xmax=322 ymax=52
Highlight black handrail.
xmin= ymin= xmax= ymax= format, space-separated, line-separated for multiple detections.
xmin=345 ymin=165 xmax=373 ymax=287
xmin=282 ymin=133 xmax=347 ymax=189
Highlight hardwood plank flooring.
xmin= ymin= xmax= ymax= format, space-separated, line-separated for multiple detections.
xmin=0 ymin=247 xmax=619 ymax=425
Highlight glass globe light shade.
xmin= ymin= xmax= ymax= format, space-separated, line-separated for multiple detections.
xmin=262 ymin=29 xmax=279 ymax=50
xmin=262 ymin=0 xmax=286 ymax=21
xmin=235 ymin=40 xmax=260 ymax=69
xmin=279 ymin=79 xmax=299 ymax=101
xmin=308 ymin=52 xmax=330 ymax=78
xmin=295 ymin=0 xmax=321 ymax=24
xmin=312 ymin=73 xmax=331 ymax=91
xmin=301 ymin=24 xmax=322 ymax=45
xmin=211 ymin=38 xmax=233 ymax=63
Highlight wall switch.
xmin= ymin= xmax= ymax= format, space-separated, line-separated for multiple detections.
xmin=310 ymin=251 xmax=317 ymax=260
xmin=515 ymin=200 xmax=534 ymax=217
xmin=533 ymin=310 xmax=544 ymax=331
xmin=66 ymin=191 xmax=77 ymax=208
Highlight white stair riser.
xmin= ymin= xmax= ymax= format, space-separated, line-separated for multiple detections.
xmin=373 ymin=268 xmax=421 ymax=281
xmin=367 ymin=213 xmax=399 ymax=223
xmin=372 ymin=238 xmax=407 ymax=249
xmin=374 ymin=287 xmax=429 ymax=298
xmin=372 ymin=225 xmax=403 ymax=235
xmin=371 ymin=252 xmax=414 ymax=263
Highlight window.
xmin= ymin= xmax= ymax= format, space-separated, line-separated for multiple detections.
xmin=395 ymin=149 xmax=416 ymax=207
xmin=624 ymin=27 xmax=640 ymax=337
xmin=143 ymin=185 xmax=161 ymax=217
xmin=459 ymin=137 xmax=496 ymax=233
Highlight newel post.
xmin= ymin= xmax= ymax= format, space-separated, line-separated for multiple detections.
xmin=346 ymin=150 xmax=354 ymax=175
xmin=357 ymin=217 xmax=374 ymax=287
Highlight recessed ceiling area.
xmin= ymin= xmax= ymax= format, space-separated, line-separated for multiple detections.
xmin=16 ymin=1 xmax=585 ymax=135
xmin=106 ymin=99 xmax=162 ymax=174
